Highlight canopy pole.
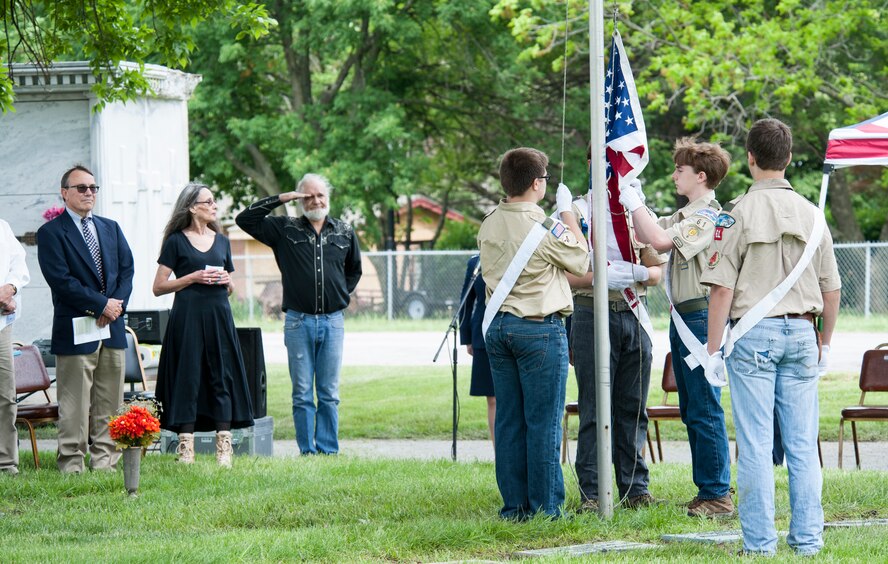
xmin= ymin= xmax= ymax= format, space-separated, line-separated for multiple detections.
xmin=589 ymin=0 xmax=613 ymax=519
xmin=818 ymin=164 xmax=834 ymax=210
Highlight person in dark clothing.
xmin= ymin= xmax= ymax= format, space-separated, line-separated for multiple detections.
xmin=458 ymin=254 xmax=495 ymax=445
xmin=152 ymin=183 xmax=253 ymax=468
xmin=236 ymin=174 xmax=362 ymax=455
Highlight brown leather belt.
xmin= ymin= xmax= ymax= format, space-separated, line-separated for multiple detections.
xmin=767 ymin=313 xmax=815 ymax=324
xmin=732 ymin=312 xmax=815 ymax=326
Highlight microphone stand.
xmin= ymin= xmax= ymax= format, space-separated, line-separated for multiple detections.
xmin=433 ymin=262 xmax=482 ymax=461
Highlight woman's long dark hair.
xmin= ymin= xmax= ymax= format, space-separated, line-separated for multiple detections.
xmin=161 ymin=183 xmax=222 ymax=244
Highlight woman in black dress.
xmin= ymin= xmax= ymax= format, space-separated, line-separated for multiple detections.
xmin=152 ymin=183 xmax=253 ymax=467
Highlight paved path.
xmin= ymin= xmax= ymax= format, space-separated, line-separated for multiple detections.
xmin=260 ymin=330 xmax=887 ymax=372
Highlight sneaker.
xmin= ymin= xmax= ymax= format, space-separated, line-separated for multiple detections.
xmin=576 ymin=498 xmax=599 ymax=513
xmin=687 ymin=494 xmax=734 ymax=518
xmin=623 ymin=493 xmax=660 ymax=509
xmin=737 ymin=549 xmax=776 ymax=557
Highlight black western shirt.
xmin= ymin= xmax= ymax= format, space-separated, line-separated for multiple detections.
xmin=236 ymin=196 xmax=362 ymax=314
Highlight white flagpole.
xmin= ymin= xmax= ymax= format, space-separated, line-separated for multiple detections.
xmin=589 ymin=0 xmax=613 ymax=519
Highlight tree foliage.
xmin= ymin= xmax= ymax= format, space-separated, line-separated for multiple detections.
xmin=0 ymin=0 xmax=274 ymax=112
xmin=187 ymin=0 xmax=588 ymax=247
xmin=492 ymin=0 xmax=888 ymax=240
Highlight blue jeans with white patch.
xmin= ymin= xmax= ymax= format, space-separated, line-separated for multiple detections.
xmin=727 ymin=317 xmax=822 ymax=556
xmin=285 ymin=310 xmax=344 ymax=455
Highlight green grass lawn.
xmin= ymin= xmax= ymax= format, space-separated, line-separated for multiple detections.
xmin=264 ymin=364 xmax=885 ymax=443
xmin=1 ymin=454 xmax=886 ymax=562
xmin=22 ymin=363 xmax=888 ymax=444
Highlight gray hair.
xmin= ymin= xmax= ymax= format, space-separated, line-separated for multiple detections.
xmin=161 ymin=182 xmax=221 ymax=244
xmin=296 ymin=173 xmax=333 ymax=195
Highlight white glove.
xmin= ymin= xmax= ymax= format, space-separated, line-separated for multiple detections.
xmin=556 ymin=183 xmax=573 ymax=214
xmin=818 ymin=344 xmax=830 ymax=377
xmin=607 ymin=260 xmax=649 ymax=290
xmin=618 ymin=179 xmax=645 ymax=212
xmin=605 ymin=261 xmax=639 ymax=290
xmin=704 ymin=351 xmax=728 ymax=388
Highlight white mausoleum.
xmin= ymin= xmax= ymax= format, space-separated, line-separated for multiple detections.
xmin=0 ymin=62 xmax=201 ymax=343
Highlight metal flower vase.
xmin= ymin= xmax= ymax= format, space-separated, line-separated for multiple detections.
xmin=122 ymin=447 xmax=141 ymax=496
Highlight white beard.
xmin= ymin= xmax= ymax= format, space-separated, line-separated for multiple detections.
xmin=303 ymin=206 xmax=329 ymax=222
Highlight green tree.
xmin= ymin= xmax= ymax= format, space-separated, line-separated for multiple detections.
xmin=187 ymin=0 xmax=584 ymax=247
xmin=1 ymin=0 xmax=274 ymax=112
xmin=493 ymin=0 xmax=888 ymax=240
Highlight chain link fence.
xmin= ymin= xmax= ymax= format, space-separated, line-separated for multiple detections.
xmin=230 ymin=242 xmax=888 ymax=322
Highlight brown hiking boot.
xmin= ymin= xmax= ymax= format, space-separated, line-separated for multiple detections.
xmin=687 ymin=494 xmax=734 ymax=518
xmin=576 ymin=498 xmax=599 ymax=514
xmin=623 ymin=493 xmax=660 ymax=509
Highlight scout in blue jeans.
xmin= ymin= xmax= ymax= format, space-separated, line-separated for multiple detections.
xmin=623 ymin=138 xmax=734 ymax=517
xmin=478 ymin=147 xmax=588 ymax=519
xmin=702 ymin=119 xmax=841 ymax=556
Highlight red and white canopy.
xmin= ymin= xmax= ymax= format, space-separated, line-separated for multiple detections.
xmin=824 ymin=112 xmax=888 ymax=168
xmin=819 ymin=111 xmax=888 ymax=209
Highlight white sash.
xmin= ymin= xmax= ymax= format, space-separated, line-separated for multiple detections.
xmin=724 ymin=210 xmax=827 ymax=357
xmin=481 ymin=222 xmax=549 ymax=339
xmin=662 ymin=256 xmax=729 ymax=370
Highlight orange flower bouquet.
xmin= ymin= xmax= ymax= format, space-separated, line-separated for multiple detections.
xmin=109 ymin=400 xmax=161 ymax=449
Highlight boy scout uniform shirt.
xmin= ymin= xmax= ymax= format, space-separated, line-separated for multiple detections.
xmin=700 ymin=178 xmax=841 ymax=319
xmin=570 ymin=203 xmax=668 ymax=301
xmin=478 ymin=200 xmax=589 ymax=318
xmin=656 ymin=191 xmax=721 ymax=304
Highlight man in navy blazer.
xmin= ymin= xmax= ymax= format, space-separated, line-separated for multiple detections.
xmin=37 ymin=165 xmax=134 ymax=473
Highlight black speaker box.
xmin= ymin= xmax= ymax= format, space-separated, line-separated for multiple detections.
xmin=236 ymin=327 xmax=267 ymax=419
xmin=125 ymin=309 xmax=170 ymax=345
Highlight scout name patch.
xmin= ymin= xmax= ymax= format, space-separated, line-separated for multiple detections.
xmin=695 ymin=208 xmax=719 ymax=223
xmin=708 ymin=251 xmax=721 ymax=268
xmin=714 ymin=213 xmax=735 ymax=228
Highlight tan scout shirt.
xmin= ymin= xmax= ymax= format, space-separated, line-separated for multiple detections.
xmin=478 ymin=200 xmax=589 ymax=318
xmin=570 ymin=202 xmax=668 ymax=301
xmin=657 ymin=191 xmax=721 ymax=304
xmin=699 ymin=178 xmax=842 ymax=319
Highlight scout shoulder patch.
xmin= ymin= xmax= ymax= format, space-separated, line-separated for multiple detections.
xmin=714 ymin=213 xmax=736 ymax=228
xmin=695 ymin=207 xmax=719 ymax=223
xmin=714 ymin=226 xmax=724 ymax=240
xmin=672 ymin=236 xmax=684 ymax=248
xmin=708 ymin=251 xmax=721 ymax=268
xmin=542 ymin=217 xmax=568 ymax=241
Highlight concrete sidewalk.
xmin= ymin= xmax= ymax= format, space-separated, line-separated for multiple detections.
xmin=31 ymin=438 xmax=888 ymax=471
xmin=260 ymin=329 xmax=887 ymax=372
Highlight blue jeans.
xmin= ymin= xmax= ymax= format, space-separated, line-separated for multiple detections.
xmin=486 ymin=312 xmax=568 ymax=519
xmin=571 ymin=305 xmax=651 ymax=502
xmin=669 ymin=310 xmax=731 ymax=499
xmin=284 ymin=310 xmax=344 ymax=454
xmin=727 ymin=318 xmax=822 ymax=556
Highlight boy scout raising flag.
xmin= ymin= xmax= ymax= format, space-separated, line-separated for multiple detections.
xmin=701 ymin=119 xmax=841 ymax=556
xmin=621 ymin=138 xmax=734 ymax=518
xmin=478 ymin=147 xmax=589 ymax=520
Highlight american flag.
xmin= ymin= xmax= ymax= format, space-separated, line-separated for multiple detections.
xmin=603 ymin=29 xmax=648 ymax=261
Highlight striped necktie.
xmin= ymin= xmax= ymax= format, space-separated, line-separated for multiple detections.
xmin=81 ymin=216 xmax=105 ymax=292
